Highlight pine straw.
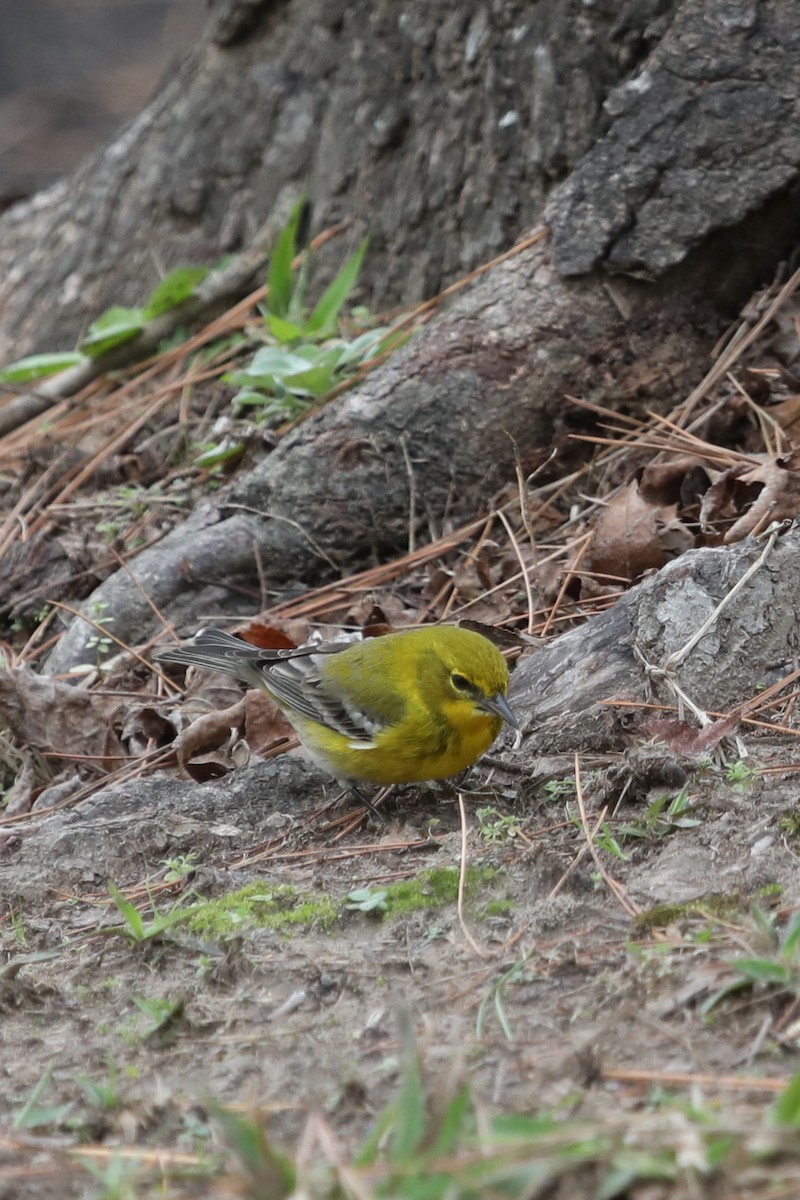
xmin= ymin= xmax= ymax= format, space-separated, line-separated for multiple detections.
xmin=2 ymin=240 xmax=800 ymax=910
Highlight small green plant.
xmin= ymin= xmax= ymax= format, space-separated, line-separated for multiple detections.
xmin=82 ymin=599 xmax=115 ymax=665
xmin=117 ymin=994 xmax=185 ymax=1047
xmin=701 ymin=904 xmax=800 ymax=1014
xmin=0 ymin=265 xmax=211 ymax=382
xmin=345 ymin=887 xmax=389 ymax=914
xmin=211 ymin=1103 xmax=296 ymax=1198
xmin=13 ymin=1067 xmax=74 ymax=1131
xmin=160 ymin=851 xmax=199 ymax=883
xmin=617 ymin=787 xmax=701 ymax=841
xmin=221 ymin=199 xmax=406 ymax=427
xmin=192 ymin=439 xmax=247 ymax=471
xmin=103 ymin=880 xmax=198 ymax=944
xmin=73 ymin=1059 xmax=121 ymax=1113
xmin=594 ymin=820 xmax=629 ymax=860
xmin=476 ymin=806 xmax=523 ymax=843
xmin=729 ymin=905 xmax=800 ymax=991
xmin=542 ymin=779 xmax=576 ymax=802
xmin=9 ymin=906 xmax=27 ymax=946
xmin=725 ymin=758 xmax=759 ymax=793
xmin=75 ymin=1151 xmax=142 ymax=1200
xmin=476 ymin=956 xmax=535 ymax=1042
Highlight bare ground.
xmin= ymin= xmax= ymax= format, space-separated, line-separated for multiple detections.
xmin=2 ymin=725 xmax=800 ymax=1197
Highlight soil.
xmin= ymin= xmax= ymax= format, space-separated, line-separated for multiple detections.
xmin=2 ymin=728 xmax=800 ymax=1197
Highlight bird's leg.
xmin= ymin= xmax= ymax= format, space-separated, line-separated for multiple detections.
xmin=349 ymin=784 xmax=395 ymax=823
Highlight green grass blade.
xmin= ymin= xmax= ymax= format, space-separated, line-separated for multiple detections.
xmin=305 ymin=236 xmax=369 ymax=335
xmin=107 ymin=880 xmax=146 ymax=940
xmin=0 ymin=352 xmax=86 ymax=383
xmin=268 ymin=199 xmax=306 ymax=318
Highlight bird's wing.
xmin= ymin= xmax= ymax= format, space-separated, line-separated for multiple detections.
xmin=264 ymin=653 xmax=384 ymax=742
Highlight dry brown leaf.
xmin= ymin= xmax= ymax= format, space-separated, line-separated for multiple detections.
xmin=700 ymin=449 xmax=800 ymax=542
xmin=162 ymin=663 xmax=243 ymax=712
xmin=0 ymin=667 xmax=125 ymax=769
xmin=641 ymin=713 xmax=739 ymax=758
xmin=1 ymin=755 xmax=37 ymax=817
xmin=343 ymin=591 xmax=410 ymax=629
xmin=770 ymin=393 xmax=800 ymax=442
xmin=237 ymin=619 xmax=308 ymax=650
xmin=243 ymin=688 xmax=294 ymax=753
xmin=587 ymin=478 xmax=694 ymax=582
xmin=172 ymin=697 xmax=247 ymax=767
xmin=765 ymin=296 xmax=800 ymax=366
xmin=421 ymin=567 xmax=453 ymax=606
xmin=120 ymin=704 xmax=176 ymax=756
xmin=636 ymin=455 xmax=711 ymax=508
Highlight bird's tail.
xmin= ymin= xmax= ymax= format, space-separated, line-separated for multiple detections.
xmin=156 ymin=627 xmax=269 ymax=687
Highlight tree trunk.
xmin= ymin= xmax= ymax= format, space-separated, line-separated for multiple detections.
xmin=0 ymin=0 xmax=678 ymax=361
xmin=2 ymin=0 xmax=799 ymax=670
xmin=46 ymin=243 xmax=715 ymax=671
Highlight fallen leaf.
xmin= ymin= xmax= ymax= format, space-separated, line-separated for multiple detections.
xmin=172 ymin=698 xmax=247 ymax=767
xmin=0 ymin=667 xmax=125 ymax=770
xmin=243 ymin=688 xmax=294 ymax=753
xmin=636 ymin=456 xmax=711 ymax=508
xmin=769 ymin=393 xmax=800 ymax=441
xmin=700 ymin=449 xmax=800 ymax=541
xmin=587 ymin=477 xmax=694 ymax=582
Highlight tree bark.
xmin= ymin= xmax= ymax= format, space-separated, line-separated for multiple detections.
xmin=511 ymin=524 xmax=800 ymax=757
xmin=0 ymin=0 xmax=675 ymax=363
xmin=547 ymin=0 xmax=800 ymax=278
xmin=46 ymin=242 xmax=714 ymax=671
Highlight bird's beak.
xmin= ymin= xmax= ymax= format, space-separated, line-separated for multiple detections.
xmin=479 ymin=691 xmax=520 ymax=730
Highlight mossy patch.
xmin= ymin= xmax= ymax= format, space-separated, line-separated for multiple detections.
xmin=481 ymin=898 xmax=514 ymax=919
xmin=779 ymin=811 xmax=800 ymax=843
xmin=187 ymin=884 xmax=337 ymax=938
xmin=633 ymin=892 xmax=745 ymax=931
xmin=185 ymin=867 xmax=502 ymax=938
xmin=377 ymin=865 xmax=499 ymax=918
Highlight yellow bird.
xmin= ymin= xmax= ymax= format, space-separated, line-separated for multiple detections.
xmin=157 ymin=625 xmax=519 ymax=785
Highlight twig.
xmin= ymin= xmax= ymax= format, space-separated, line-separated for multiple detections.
xmin=633 ymin=522 xmax=783 ymax=737
xmin=497 ymin=509 xmax=535 ymax=636
xmin=539 ymin=532 xmax=592 ymax=637
xmin=457 ymin=792 xmax=487 ymax=958
xmin=664 ymin=523 xmax=781 ymax=672
xmin=601 ymin=1066 xmax=789 ymax=1093
xmin=675 ymin=259 xmax=800 ymax=428
xmin=547 ymin=806 xmax=608 ymax=900
xmin=399 ymin=434 xmax=417 ymax=556
xmin=573 ymin=754 xmax=640 ymax=917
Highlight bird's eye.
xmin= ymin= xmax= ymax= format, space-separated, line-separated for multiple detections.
xmin=451 ymin=673 xmax=471 ymax=691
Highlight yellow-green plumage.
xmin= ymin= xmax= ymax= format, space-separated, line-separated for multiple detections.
xmin=157 ymin=625 xmax=518 ymax=785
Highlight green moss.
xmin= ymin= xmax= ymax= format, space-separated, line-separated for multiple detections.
xmin=633 ymin=892 xmax=745 ymax=931
xmin=481 ymin=899 xmax=514 ymax=918
xmin=187 ymin=884 xmax=337 ymax=938
xmin=379 ymin=866 xmax=499 ymax=917
xmin=186 ymin=866 xmax=501 ymax=939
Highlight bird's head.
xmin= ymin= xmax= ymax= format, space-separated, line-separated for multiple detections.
xmin=425 ymin=628 xmax=519 ymax=735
